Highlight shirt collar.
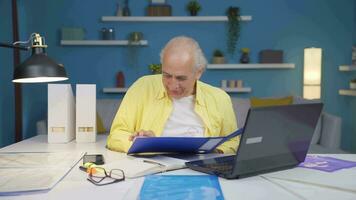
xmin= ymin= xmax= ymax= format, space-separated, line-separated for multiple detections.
xmin=155 ymin=79 xmax=206 ymax=106
xmin=195 ymin=80 xmax=205 ymax=106
xmin=156 ymin=78 xmax=167 ymax=100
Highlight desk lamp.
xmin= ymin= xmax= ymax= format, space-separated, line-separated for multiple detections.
xmin=1 ymin=33 xmax=68 ymax=143
xmin=0 ymin=33 xmax=68 ymax=83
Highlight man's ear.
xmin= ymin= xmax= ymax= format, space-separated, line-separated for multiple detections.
xmin=195 ymin=67 xmax=204 ymax=80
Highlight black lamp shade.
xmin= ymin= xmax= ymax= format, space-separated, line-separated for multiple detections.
xmin=13 ymin=52 xmax=68 ymax=83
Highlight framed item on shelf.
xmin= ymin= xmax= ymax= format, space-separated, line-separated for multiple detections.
xmin=150 ymin=0 xmax=166 ymax=4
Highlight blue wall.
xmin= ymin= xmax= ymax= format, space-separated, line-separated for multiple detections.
xmin=0 ymin=0 xmax=15 ymax=147
xmin=3 ymin=0 xmax=354 ymax=151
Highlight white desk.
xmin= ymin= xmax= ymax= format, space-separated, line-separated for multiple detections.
xmin=1 ymin=135 xmax=356 ymax=200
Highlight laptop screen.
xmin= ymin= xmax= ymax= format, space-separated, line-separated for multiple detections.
xmin=233 ymin=103 xmax=323 ymax=176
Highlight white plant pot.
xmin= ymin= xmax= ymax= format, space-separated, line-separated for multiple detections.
xmin=350 ymin=82 xmax=356 ymax=89
xmin=212 ymin=57 xmax=225 ymax=64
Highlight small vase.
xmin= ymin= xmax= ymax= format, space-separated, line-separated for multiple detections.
xmin=116 ymin=71 xmax=125 ymax=88
xmin=240 ymin=52 xmax=250 ymax=63
xmin=123 ymin=0 xmax=131 ymax=16
xmin=116 ymin=3 xmax=123 ymax=16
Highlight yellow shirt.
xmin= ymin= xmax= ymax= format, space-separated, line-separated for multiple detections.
xmin=106 ymin=75 xmax=240 ymax=153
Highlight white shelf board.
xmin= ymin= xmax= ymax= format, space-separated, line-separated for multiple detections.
xmin=101 ymin=16 xmax=252 ymax=22
xmin=103 ymin=88 xmax=128 ymax=93
xmin=339 ymin=65 xmax=356 ymax=71
xmin=60 ymin=40 xmax=148 ymax=46
xmin=339 ymin=89 xmax=356 ymax=96
xmin=103 ymin=87 xmax=251 ymax=93
xmin=222 ymin=87 xmax=252 ymax=93
xmin=207 ymin=63 xmax=295 ymax=69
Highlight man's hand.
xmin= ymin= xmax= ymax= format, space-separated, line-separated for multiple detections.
xmin=214 ymin=149 xmax=224 ymax=154
xmin=129 ymin=130 xmax=155 ymax=141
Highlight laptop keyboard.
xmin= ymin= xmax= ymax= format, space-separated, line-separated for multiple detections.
xmin=198 ymin=155 xmax=236 ymax=174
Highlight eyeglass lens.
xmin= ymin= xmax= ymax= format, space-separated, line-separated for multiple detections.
xmin=88 ymin=167 xmax=124 ymax=185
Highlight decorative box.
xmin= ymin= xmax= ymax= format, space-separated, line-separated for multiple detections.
xmin=61 ymin=27 xmax=85 ymax=40
xmin=259 ymin=50 xmax=284 ymax=63
xmin=147 ymin=4 xmax=172 ymax=16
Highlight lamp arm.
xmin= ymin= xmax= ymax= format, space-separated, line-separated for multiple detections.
xmin=0 ymin=42 xmax=30 ymax=51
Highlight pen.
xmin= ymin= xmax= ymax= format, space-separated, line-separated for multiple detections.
xmin=143 ymin=159 xmax=165 ymax=167
xmin=79 ymin=162 xmax=96 ymax=173
xmin=79 ymin=166 xmax=88 ymax=172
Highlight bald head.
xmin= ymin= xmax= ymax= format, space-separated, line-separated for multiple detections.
xmin=160 ymin=36 xmax=206 ymax=99
xmin=160 ymin=36 xmax=207 ymax=71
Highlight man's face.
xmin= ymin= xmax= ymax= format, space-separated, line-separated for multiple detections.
xmin=161 ymin=50 xmax=203 ymax=99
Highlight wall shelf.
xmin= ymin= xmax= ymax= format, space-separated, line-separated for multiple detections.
xmin=339 ymin=65 xmax=356 ymax=71
xmin=339 ymin=89 xmax=356 ymax=96
xmin=60 ymin=40 xmax=148 ymax=46
xmin=222 ymin=87 xmax=252 ymax=93
xmin=103 ymin=88 xmax=128 ymax=93
xmin=101 ymin=16 xmax=252 ymax=22
xmin=207 ymin=63 xmax=295 ymax=69
xmin=103 ymin=87 xmax=251 ymax=93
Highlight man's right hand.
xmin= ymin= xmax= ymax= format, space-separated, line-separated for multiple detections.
xmin=129 ymin=130 xmax=155 ymax=141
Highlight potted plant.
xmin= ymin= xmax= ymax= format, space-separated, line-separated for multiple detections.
xmin=186 ymin=0 xmax=201 ymax=16
xmin=350 ymin=78 xmax=356 ymax=89
xmin=149 ymin=63 xmax=162 ymax=74
xmin=127 ymin=32 xmax=144 ymax=67
xmin=240 ymin=48 xmax=250 ymax=63
xmin=226 ymin=6 xmax=241 ymax=56
xmin=128 ymin=32 xmax=143 ymax=44
xmin=212 ymin=49 xmax=225 ymax=64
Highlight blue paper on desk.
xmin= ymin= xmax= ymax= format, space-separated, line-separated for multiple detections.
xmin=127 ymin=128 xmax=243 ymax=155
xmin=139 ymin=175 xmax=224 ymax=200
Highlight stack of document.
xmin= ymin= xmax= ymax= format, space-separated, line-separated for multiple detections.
xmin=0 ymin=152 xmax=84 ymax=195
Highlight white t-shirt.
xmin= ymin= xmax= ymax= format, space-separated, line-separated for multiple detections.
xmin=162 ymin=95 xmax=204 ymax=137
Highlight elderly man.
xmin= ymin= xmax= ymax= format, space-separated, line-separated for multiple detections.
xmin=107 ymin=36 xmax=239 ymax=153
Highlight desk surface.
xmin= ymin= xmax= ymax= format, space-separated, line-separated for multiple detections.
xmin=1 ymin=135 xmax=356 ymax=200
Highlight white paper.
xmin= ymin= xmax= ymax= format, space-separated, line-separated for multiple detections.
xmin=104 ymin=156 xmax=186 ymax=179
xmin=264 ymin=160 xmax=356 ymax=193
xmin=198 ymin=138 xmax=223 ymax=151
xmin=0 ymin=152 xmax=84 ymax=195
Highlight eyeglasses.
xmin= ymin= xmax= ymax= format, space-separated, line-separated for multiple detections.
xmin=87 ymin=167 xmax=125 ymax=186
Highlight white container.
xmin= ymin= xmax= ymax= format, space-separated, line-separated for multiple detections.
xmin=350 ymin=82 xmax=356 ymax=89
xmin=76 ymin=84 xmax=97 ymax=143
xmin=48 ymin=84 xmax=75 ymax=143
xmin=221 ymin=80 xmax=227 ymax=88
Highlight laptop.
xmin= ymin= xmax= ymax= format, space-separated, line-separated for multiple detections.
xmin=185 ymin=103 xmax=323 ymax=179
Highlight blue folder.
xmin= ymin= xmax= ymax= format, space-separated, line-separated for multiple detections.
xmin=139 ymin=175 xmax=224 ymax=200
xmin=127 ymin=128 xmax=243 ymax=155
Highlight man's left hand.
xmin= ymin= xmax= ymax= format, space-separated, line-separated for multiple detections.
xmin=129 ymin=130 xmax=155 ymax=141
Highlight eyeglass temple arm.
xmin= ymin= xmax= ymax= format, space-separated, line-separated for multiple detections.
xmin=0 ymin=42 xmax=30 ymax=51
